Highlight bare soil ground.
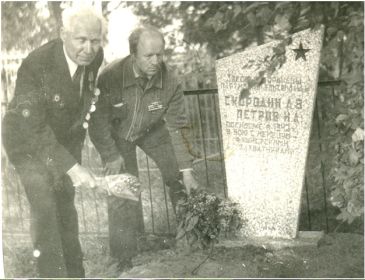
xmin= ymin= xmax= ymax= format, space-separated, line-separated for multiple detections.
xmin=3 ymin=232 xmax=363 ymax=278
xmin=121 ymin=233 xmax=364 ymax=278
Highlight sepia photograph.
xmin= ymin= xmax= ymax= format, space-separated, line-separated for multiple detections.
xmin=1 ymin=1 xmax=364 ymax=278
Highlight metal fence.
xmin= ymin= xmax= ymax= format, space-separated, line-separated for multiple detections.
xmin=1 ymin=89 xmax=227 ymax=236
xmin=2 ymin=53 xmax=339 ymax=237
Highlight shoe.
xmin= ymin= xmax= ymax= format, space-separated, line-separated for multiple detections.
xmin=117 ymin=258 xmax=133 ymax=272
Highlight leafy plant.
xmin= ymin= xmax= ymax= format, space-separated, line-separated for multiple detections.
xmin=176 ymin=189 xmax=243 ymax=249
xmin=317 ymin=3 xmax=364 ymax=224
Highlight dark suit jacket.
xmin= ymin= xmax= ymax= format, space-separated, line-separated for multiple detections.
xmin=2 ymin=39 xmax=103 ymax=181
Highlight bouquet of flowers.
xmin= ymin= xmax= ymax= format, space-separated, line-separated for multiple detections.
xmin=96 ymin=173 xmax=141 ymax=201
xmin=176 ymin=189 xmax=243 ymax=249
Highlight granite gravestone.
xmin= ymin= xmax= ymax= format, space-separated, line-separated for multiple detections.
xmin=216 ymin=27 xmax=324 ymax=239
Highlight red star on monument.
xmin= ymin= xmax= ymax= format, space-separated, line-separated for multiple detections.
xmin=292 ymin=42 xmax=311 ymax=61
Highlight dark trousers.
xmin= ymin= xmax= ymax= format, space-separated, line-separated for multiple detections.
xmin=15 ymin=159 xmax=85 ymax=278
xmin=108 ymin=125 xmax=187 ymax=261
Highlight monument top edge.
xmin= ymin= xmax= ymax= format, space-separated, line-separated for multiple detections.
xmin=216 ymin=25 xmax=324 ymax=64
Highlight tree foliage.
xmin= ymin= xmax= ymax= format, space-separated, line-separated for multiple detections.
xmin=1 ymin=1 xmax=61 ymax=52
xmin=130 ymin=1 xmax=364 ymax=224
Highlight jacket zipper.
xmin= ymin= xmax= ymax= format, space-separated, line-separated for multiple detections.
xmin=126 ymin=87 xmax=140 ymax=141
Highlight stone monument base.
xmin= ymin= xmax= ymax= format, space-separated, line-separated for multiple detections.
xmin=217 ymin=231 xmax=324 ymax=250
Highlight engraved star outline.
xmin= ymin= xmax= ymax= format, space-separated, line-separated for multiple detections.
xmin=292 ymin=42 xmax=311 ymax=61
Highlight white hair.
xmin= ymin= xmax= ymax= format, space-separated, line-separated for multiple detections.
xmin=61 ymin=5 xmax=106 ymax=35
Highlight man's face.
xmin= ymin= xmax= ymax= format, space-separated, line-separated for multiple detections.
xmin=61 ymin=16 xmax=102 ymax=66
xmin=134 ymin=32 xmax=164 ymax=78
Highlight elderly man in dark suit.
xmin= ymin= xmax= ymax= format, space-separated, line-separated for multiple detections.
xmin=2 ymin=5 xmax=104 ymax=277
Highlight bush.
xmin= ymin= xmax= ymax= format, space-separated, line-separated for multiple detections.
xmin=176 ymin=189 xmax=244 ymax=249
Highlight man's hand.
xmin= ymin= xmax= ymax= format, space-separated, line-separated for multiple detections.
xmin=67 ymin=164 xmax=97 ymax=188
xmin=105 ymin=155 xmax=125 ymax=175
xmin=182 ymin=169 xmax=199 ymax=194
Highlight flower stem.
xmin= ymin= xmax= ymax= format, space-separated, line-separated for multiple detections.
xmin=191 ymin=242 xmax=214 ymax=275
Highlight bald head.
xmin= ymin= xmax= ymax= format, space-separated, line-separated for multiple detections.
xmin=129 ymin=26 xmax=165 ymax=55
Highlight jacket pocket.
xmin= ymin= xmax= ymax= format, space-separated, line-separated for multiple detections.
xmin=111 ymin=103 xmax=128 ymax=125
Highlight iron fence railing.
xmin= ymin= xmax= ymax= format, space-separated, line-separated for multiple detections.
xmin=2 ymin=46 xmax=342 ymax=237
xmin=2 ymin=82 xmax=340 ymax=237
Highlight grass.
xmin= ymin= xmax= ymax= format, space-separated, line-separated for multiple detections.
xmin=2 ymin=233 xmax=120 ymax=278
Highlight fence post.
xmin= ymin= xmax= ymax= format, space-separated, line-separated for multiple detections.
xmin=145 ymin=155 xmax=156 ymax=234
xmin=162 ymin=181 xmax=171 ymax=234
xmin=315 ymin=97 xmax=329 ymax=233
xmin=212 ymin=92 xmax=228 ymax=198
xmin=304 ymin=176 xmax=312 ymax=230
xmin=196 ymin=93 xmax=210 ymax=187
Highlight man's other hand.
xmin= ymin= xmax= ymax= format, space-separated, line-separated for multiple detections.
xmin=105 ymin=156 xmax=125 ymax=175
xmin=67 ymin=164 xmax=97 ymax=188
xmin=182 ymin=169 xmax=199 ymax=194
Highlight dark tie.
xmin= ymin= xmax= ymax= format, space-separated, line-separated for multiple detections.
xmin=72 ymin=66 xmax=83 ymax=96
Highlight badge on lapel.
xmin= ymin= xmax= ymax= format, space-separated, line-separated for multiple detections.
xmin=82 ymin=87 xmax=100 ymax=130
xmin=22 ymin=108 xmax=30 ymax=118
xmin=148 ymin=101 xmax=163 ymax=112
xmin=53 ymin=94 xmax=60 ymax=102
xmin=53 ymin=94 xmax=65 ymax=108
xmin=113 ymin=102 xmax=124 ymax=108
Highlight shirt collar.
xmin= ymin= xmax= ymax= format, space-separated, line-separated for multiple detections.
xmin=132 ymin=63 xmax=141 ymax=79
xmin=63 ymin=45 xmax=78 ymax=78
